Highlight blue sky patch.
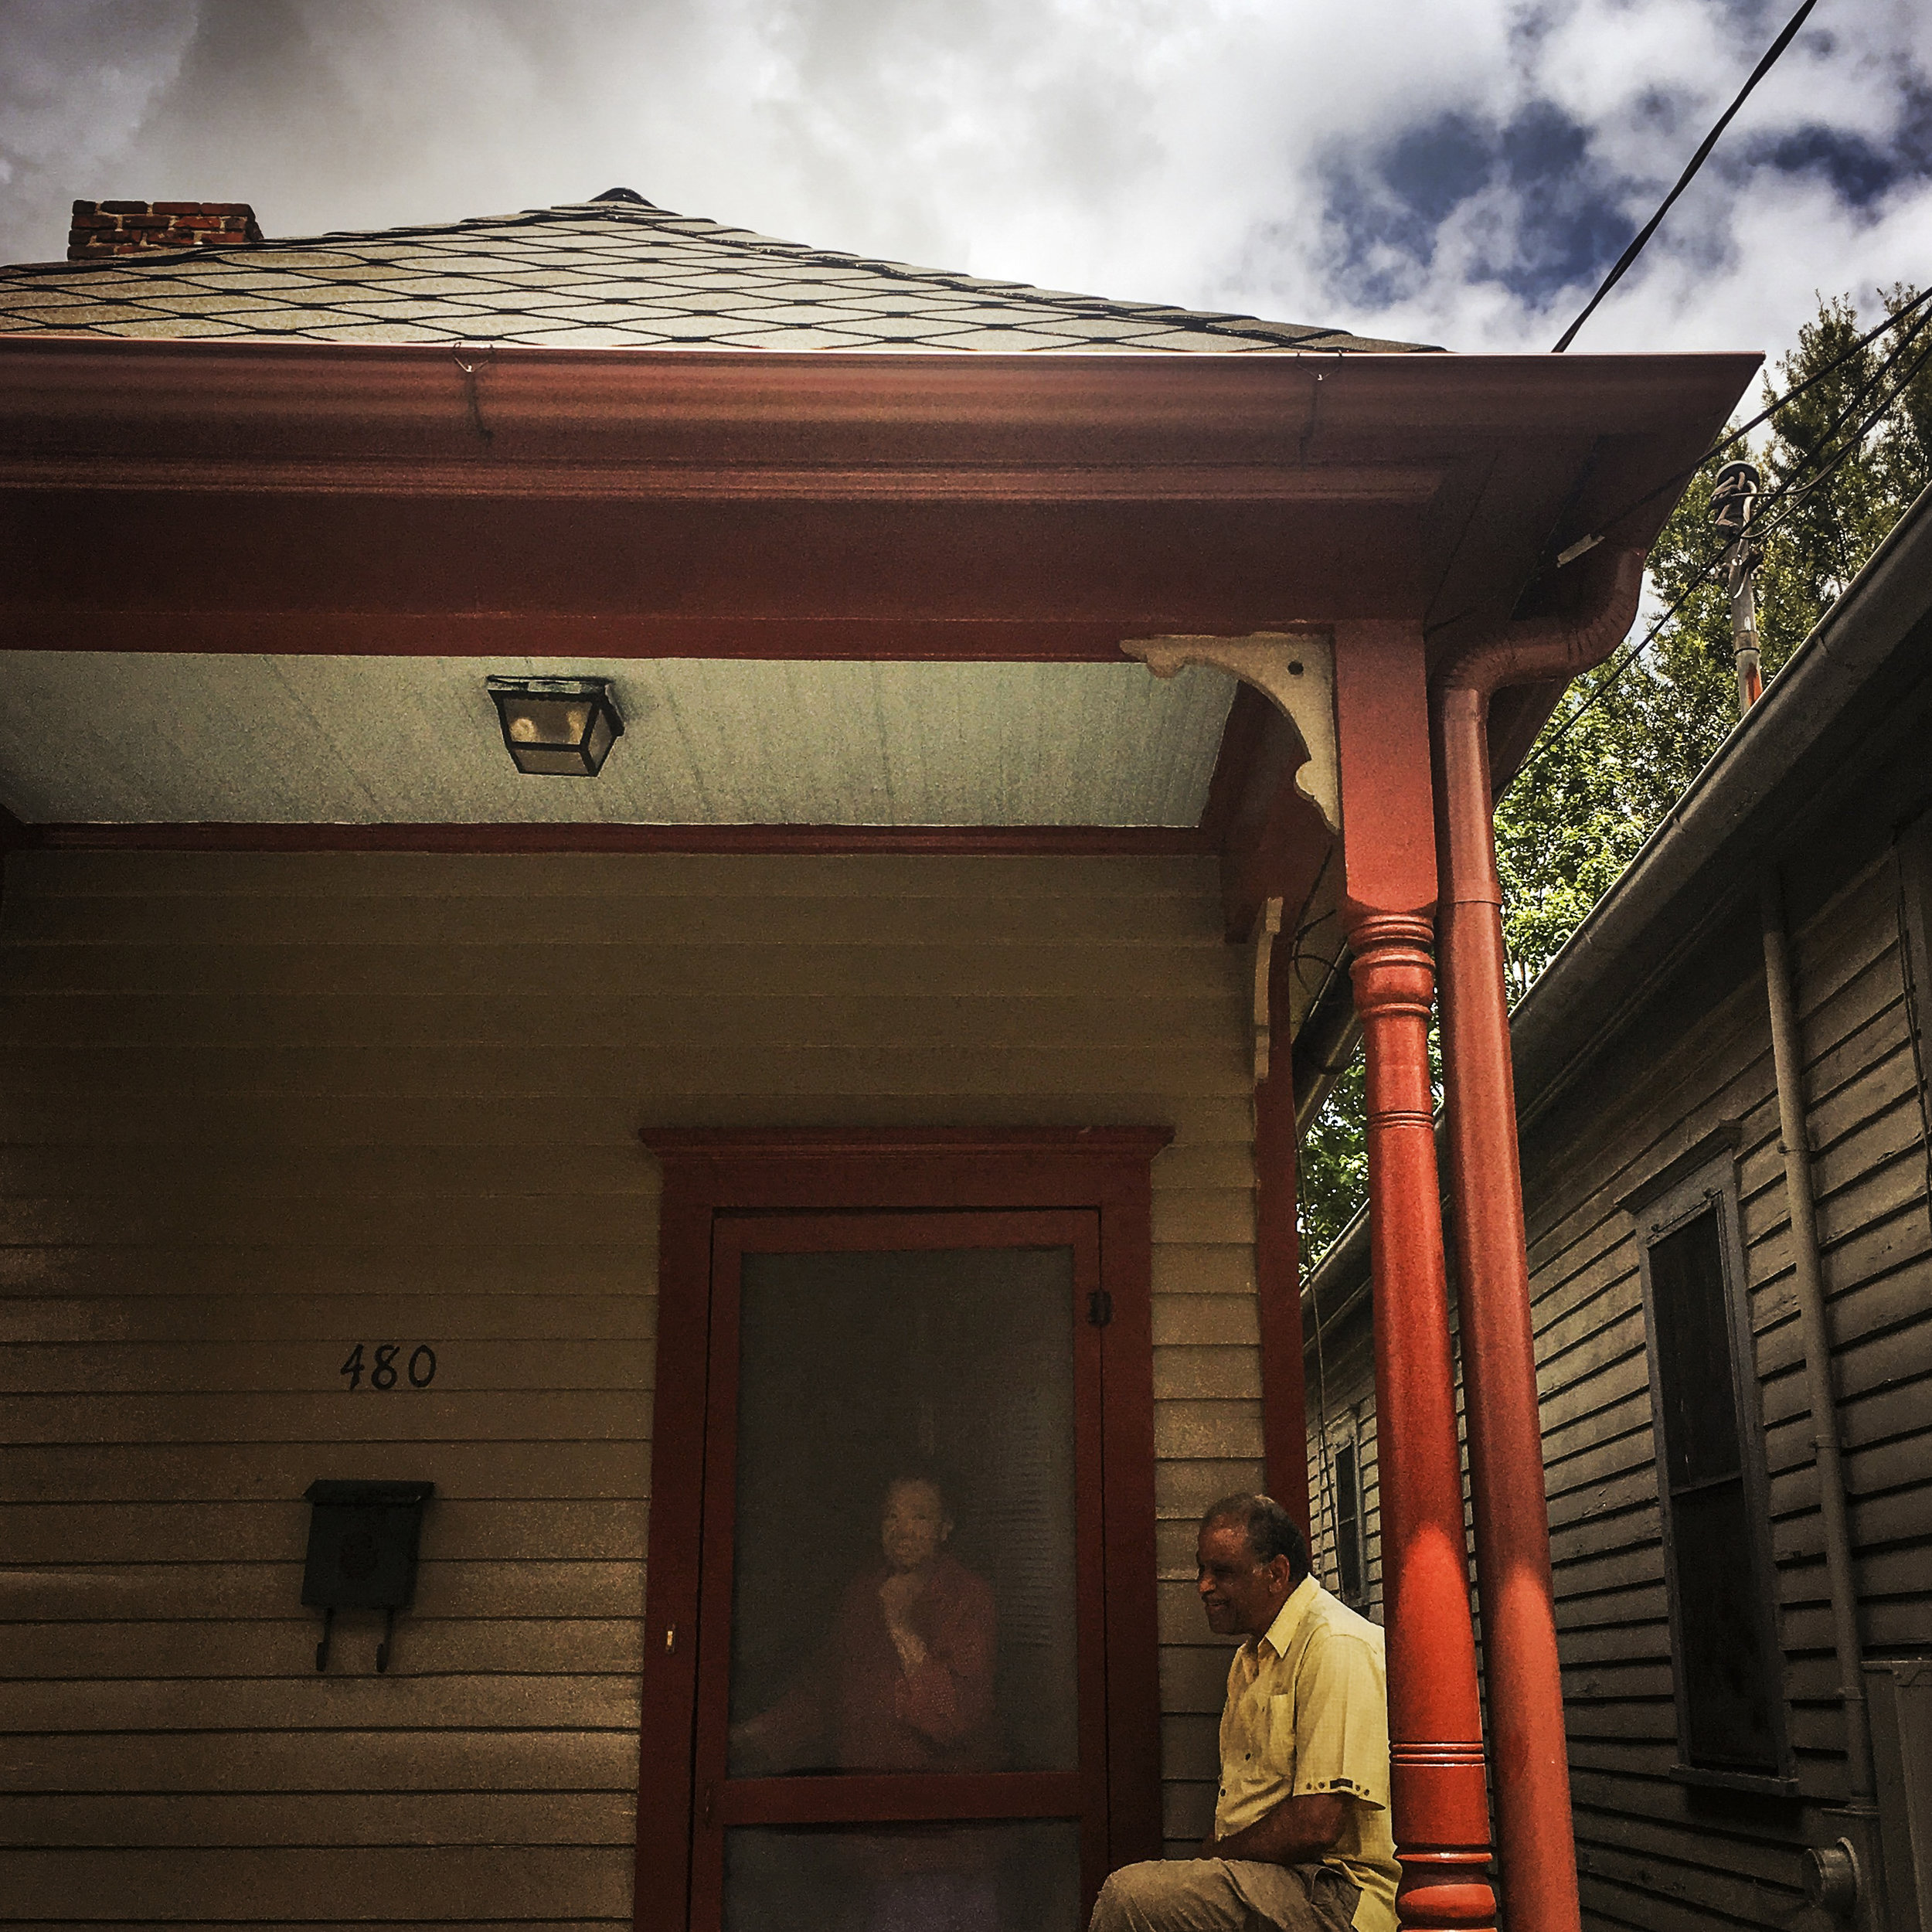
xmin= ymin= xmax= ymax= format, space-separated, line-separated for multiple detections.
xmin=1753 ymin=124 xmax=1913 ymax=208
xmin=1320 ymin=101 xmax=1638 ymax=305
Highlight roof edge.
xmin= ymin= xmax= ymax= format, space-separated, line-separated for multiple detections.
xmin=2 ymin=196 xmax=1442 ymax=356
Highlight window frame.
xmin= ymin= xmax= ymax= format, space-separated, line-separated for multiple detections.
xmin=632 ymin=1127 xmax=1169 ymax=1932
xmin=1628 ymin=1136 xmax=1794 ymax=1794
xmin=1328 ymin=1417 xmax=1367 ymax=1610
xmin=1896 ymin=806 xmax=1932 ymax=1138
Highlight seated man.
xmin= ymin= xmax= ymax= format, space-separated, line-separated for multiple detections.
xmin=1090 ymin=1493 xmax=1399 ymax=1932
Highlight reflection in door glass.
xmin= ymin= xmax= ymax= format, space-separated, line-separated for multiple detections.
xmin=726 ymin=1246 xmax=1078 ymax=1779
xmin=723 ymin=1820 xmax=1081 ymax=1932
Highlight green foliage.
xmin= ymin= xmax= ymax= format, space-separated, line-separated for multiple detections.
xmin=1497 ymin=284 xmax=1932 ymax=995
xmin=1298 ymin=286 xmax=1932 ymax=1270
xmin=1298 ymin=1018 xmax=1441 ymax=1264
xmin=1298 ymin=1054 xmax=1366 ymax=1263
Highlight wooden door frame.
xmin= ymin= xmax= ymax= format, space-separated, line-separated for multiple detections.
xmin=631 ymin=1127 xmax=1170 ymax=1932
xmin=689 ymin=1208 xmax=1108 ymax=1927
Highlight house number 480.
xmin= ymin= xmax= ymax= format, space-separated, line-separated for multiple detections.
xmin=340 ymin=1343 xmax=437 ymax=1391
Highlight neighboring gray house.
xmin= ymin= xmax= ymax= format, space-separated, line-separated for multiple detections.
xmin=1303 ymin=486 xmax=1932 ymax=1932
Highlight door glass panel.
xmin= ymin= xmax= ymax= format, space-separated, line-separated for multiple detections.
xmin=723 ymin=1820 xmax=1081 ymax=1932
xmin=726 ymin=1245 xmax=1079 ymax=1778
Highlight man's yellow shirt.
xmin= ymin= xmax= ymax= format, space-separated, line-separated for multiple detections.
xmin=1216 ymin=1575 xmax=1401 ymax=1932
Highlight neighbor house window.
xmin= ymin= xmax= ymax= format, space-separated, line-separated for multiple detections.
xmin=1330 ymin=1427 xmax=1366 ymax=1607
xmin=1631 ymin=1146 xmax=1791 ymax=1788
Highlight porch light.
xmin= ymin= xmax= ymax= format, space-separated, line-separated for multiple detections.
xmin=486 ymin=675 xmax=624 ymax=777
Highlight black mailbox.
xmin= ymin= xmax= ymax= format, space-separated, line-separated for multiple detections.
xmin=302 ymin=1478 xmax=434 ymax=1672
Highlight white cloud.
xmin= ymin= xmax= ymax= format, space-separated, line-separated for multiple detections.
xmin=1 ymin=0 xmax=1927 ymax=359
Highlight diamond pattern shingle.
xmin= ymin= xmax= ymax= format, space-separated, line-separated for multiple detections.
xmin=0 ymin=192 xmax=1434 ymax=353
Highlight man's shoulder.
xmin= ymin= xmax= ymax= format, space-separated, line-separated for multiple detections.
xmin=1299 ymin=1584 xmax=1386 ymax=1665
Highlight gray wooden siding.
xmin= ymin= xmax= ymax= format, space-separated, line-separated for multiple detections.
xmin=1530 ymin=854 xmax=1924 ymax=1924
xmin=1298 ymin=848 xmax=1932 ymax=1931
xmin=1520 ymin=851 xmax=1932 ymax=1931
xmin=1304 ymin=1301 xmax=1383 ymax=1623
xmin=0 ymin=848 xmax=1260 ymax=1924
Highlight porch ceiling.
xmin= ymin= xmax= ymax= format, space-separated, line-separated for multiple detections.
xmin=0 ymin=652 xmax=1234 ymax=828
xmin=0 ymin=336 xmax=1759 ymax=847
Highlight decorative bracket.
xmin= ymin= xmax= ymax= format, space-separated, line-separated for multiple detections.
xmin=1251 ymin=896 xmax=1284 ymax=1083
xmin=1120 ymin=631 xmax=1340 ymax=836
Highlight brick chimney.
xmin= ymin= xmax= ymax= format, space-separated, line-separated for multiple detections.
xmin=68 ymin=201 xmax=263 ymax=262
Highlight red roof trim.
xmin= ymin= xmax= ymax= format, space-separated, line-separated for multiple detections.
xmin=13 ymin=820 xmax=1214 ymax=856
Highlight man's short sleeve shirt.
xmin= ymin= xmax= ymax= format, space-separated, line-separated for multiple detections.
xmin=1215 ymin=1577 xmax=1400 ymax=1932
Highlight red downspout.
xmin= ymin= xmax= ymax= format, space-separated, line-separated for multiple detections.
xmin=1429 ymin=546 xmax=1646 ymax=1932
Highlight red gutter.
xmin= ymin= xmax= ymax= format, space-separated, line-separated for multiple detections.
xmin=0 ymin=334 xmax=1764 ymax=665
xmin=1428 ymin=543 xmax=1645 ymax=1932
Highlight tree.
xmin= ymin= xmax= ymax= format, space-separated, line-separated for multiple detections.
xmin=1299 ymin=1053 xmax=1366 ymax=1263
xmin=1496 ymin=285 xmax=1932 ymax=993
xmin=1298 ymin=287 xmax=1932 ymax=1266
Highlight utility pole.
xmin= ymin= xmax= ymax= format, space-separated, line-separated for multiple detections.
xmin=1710 ymin=458 xmax=1764 ymax=713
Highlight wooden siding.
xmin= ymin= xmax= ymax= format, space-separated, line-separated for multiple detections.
xmin=1524 ymin=850 xmax=1932 ymax=1931
xmin=1302 ymin=846 xmax=1932 ymax=1930
xmin=0 ymin=848 xmax=1260 ymax=1923
xmin=1302 ymin=1294 xmax=1383 ymax=1623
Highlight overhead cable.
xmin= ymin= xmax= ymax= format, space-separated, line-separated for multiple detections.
xmin=1532 ymin=286 xmax=1932 ymax=580
xmin=1514 ymin=331 xmax=1931 ymax=781
xmin=1552 ymin=0 xmax=1821 ymax=352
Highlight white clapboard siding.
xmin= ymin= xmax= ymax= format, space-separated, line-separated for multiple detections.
xmin=0 ymin=847 xmax=1260 ymax=1922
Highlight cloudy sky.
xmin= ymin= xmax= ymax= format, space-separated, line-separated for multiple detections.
xmin=2 ymin=0 xmax=1928 ymax=359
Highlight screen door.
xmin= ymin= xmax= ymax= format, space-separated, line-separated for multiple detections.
xmin=689 ymin=1211 xmax=1109 ymax=1932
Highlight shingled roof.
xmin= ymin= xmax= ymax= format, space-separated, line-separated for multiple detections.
xmin=0 ymin=189 xmax=1433 ymax=353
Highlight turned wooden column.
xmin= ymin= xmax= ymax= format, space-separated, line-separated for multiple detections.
xmin=1432 ymin=677 xmax=1581 ymax=1932
xmin=1349 ymin=912 xmax=1496 ymax=1932
xmin=1334 ymin=621 xmax=1495 ymax=1932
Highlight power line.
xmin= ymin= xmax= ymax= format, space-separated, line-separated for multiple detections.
xmin=1516 ymin=329 xmax=1932 ymax=782
xmin=1553 ymin=0 xmax=1821 ymax=353
xmin=1522 ymin=294 xmax=1932 ymax=767
xmin=1784 ymin=321 xmax=1932 ymax=503
xmin=1510 ymin=308 xmax=1932 ymax=782
xmin=1698 ymin=289 xmax=1930 ymax=469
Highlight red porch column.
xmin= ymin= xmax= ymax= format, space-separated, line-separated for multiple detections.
xmin=1254 ymin=957 xmax=1311 ymax=1543
xmin=1427 ymin=547 xmax=1643 ymax=1932
xmin=1335 ymin=622 xmax=1495 ymax=1932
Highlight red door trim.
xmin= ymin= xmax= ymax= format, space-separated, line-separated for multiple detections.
xmin=631 ymin=1127 xmax=1169 ymax=1932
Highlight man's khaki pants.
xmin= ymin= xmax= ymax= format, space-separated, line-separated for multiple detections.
xmin=1088 ymin=1857 xmax=1360 ymax=1932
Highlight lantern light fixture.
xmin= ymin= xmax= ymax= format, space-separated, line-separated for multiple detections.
xmin=486 ymin=675 xmax=624 ymax=777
